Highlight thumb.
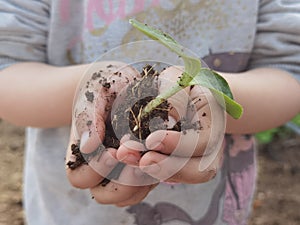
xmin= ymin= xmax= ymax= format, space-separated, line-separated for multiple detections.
xmin=159 ymin=66 xmax=190 ymax=121
xmin=65 ymin=62 xmax=139 ymax=188
xmin=72 ymin=61 xmax=140 ymax=154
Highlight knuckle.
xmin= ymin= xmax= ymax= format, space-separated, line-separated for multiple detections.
xmin=67 ymin=174 xmax=88 ymax=189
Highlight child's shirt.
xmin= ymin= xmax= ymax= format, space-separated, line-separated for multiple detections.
xmin=0 ymin=1 xmax=299 ymax=225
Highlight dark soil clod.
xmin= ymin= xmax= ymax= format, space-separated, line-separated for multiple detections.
xmin=102 ymin=82 xmax=111 ymax=89
xmin=66 ymin=143 xmax=88 ymax=170
xmin=85 ymin=91 xmax=94 ymax=103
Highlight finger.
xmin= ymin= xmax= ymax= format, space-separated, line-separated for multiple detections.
xmin=91 ymin=182 xmax=154 ymax=206
xmin=115 ymin=184 xmax=157 ymax=207
xmin=145 ymin=128 xmax=210 ymax=157
xmin=66 ymin=62 xmax=140 ymax=188
xmin=158 ymin=66 xmax=190 ymax=120
xmin=91 ymin=181 xmax=141 ymax=205
xmin=66 ymin=164 xmax=101 ymax=189
xmin=73 ymin=61 xmax=140 ymax=154
xmin=120 ymin=133 xmax=131 ymax=144
xmin=188 ymin=85 xmax=226 ymax=158
xmin=90 ymin=166 xmax=158 ymax=205
xmin=66 ymin=147 xmax=119 ymax=189
xmin=116 ymin=140 xmax=146 ymax=165
xmin=140 ymin=146 xmax=223 ymax=184
xmin=87 ymin=148 xmax=123 ymax=181
xmin=144 ymin=68 xmax=225 ymax=159
xmin=186 ymin=85 xmax=210 ymax=123
xmin=66 ymin=131 xmax=102 ymax=189
xmin=116 ymin=162 xmax=158 ymax=186
xmin=144 ymin=67 xmax=216 ymax=158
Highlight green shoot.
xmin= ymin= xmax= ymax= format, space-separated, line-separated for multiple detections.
xmin=129 ymin=19 xmax=243 ymax=126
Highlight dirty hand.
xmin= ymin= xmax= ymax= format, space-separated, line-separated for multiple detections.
xmin=66 ymin=61 xmax=157 ymax=207
xmin=116 ymin=66 xmax=226 ymax=184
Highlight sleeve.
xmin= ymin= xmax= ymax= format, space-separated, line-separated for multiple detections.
xmin=0 ymin=0 xmax=50 ymax=70
xmin=249 ymin=0 xmax=300 ymax=81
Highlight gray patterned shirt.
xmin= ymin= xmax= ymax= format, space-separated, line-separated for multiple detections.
xmin=1 ymin=0 xmax=299 ymax=224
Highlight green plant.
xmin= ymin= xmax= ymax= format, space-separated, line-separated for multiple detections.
xmin=255 ymin=128 xmax=280 ymax=144
xmin=129 ymin=19 xmax=243 ymax=130
xmin=255 ymin=114 xmax=300 ymax=144
xmin=291 ymin=113 xmax=300 ymax=126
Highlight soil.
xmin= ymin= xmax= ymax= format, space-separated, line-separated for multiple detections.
xmin=1 ymin=123 xmax=299 ymax=224
xmin=0 ymin=119 xmax=25 ymax=225
xmin=67 ymin=65 xmax=191 ymax=185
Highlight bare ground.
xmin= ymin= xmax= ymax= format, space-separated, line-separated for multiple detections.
xmin=0 ymin=119 xmax=299 ymax=225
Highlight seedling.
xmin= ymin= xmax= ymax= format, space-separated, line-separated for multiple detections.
xmin=129 ymin=19 xmax=243 ymax=131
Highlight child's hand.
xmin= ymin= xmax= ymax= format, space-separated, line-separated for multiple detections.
xmin=116 ymin=66 xmax=225 ymax=184
xmin=66 ymin=64 xmax=225 ymax=206
xmin=66 ymin=61 xmax=157 ymax=206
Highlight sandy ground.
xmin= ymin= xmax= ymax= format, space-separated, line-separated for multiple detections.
xmin=0 ymin=119 xmax=299 ymax=225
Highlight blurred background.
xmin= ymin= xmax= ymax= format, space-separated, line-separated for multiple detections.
xmin=0 ymin=115 xmax=299 ymax=225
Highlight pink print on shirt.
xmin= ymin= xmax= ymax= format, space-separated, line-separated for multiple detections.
xmin=60 ymin=0 xmax=71 ymax=23
xmin=61 ymin=0 xmax=161 ymax=53
xmin=86 ymin=0 xmax=160 ymax=31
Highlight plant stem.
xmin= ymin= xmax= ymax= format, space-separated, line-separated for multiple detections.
xmin=133 ymin=82 xmax=183 ymax=131
xmin=134 ymin=67 xmax=197 ymax=130
xmin=144 ymin=83 xmax=182 ymax=114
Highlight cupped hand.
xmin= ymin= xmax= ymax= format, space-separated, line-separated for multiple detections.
xmin=116 ymin=66 xmax=226 ymax=184
xmin=66 ymin=61 xmax=158 ymax=206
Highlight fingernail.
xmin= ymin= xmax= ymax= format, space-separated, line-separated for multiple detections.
xmin=120 ymin=134 xmax=131 ymax=144
xmin=167 ymin=116 xmax=177 ymax=128
xmin=147 ymin=142 xmax=165 ymax=152
xmin=209 ymin=169 xmax=217 ymax=179
xmin=146 ymin=131 xmax=166 ymax=151
xmin=122 ymin=140 xmax=145 ymax=151
xmin=122 ymin=154 xmax=139 ymax=164
xmin=152 ymin=143 xmax=165 ymax=152
xmin=80 ymin=131 xmax=89 ymax=150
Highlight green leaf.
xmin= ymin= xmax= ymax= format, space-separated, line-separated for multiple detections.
xmin=190 ymin=68 xmax=243 ymax=119
xmin=129 ymin=19 xmax=202 ymax=82
xmin=129 ymin=18 xmax=243 ymax=119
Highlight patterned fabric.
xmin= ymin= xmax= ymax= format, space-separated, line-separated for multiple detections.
xmin=1 ymin=0 xmax=300 ymax=224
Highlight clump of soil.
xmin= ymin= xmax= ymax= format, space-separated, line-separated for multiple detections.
xmin=66 ymin=65 xmax=199 ymax=185
xmin=111 ymin=64 xmax=169 ymax=141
